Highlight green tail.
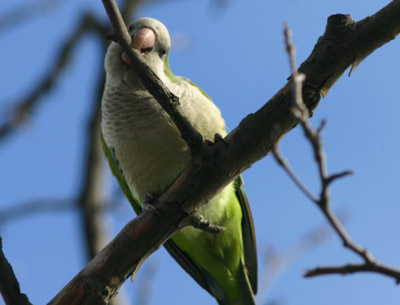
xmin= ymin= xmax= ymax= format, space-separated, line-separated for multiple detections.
xmin=205 ymin=261 xmax=256 ymax=305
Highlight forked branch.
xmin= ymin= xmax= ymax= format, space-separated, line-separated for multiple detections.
xmin=273 ymin=24 xmax=400 ymax=283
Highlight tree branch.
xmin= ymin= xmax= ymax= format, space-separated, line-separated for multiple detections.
xmin=305 ymin=263 xmax=400 ymax=283
xmin=0 ymin=0 xmax=66 ymax=33
xmin=78 ymin=51 xmax=108 ymax=261
xmin=0 ymin=13 xmax=107 ymax=145
xmin=48 ymin=1 xmax=400 ymax=303
xmin=0 ymin=237 xmax=32 ymax=305
xmin=274 ymin=22 xmax=400 ymax=283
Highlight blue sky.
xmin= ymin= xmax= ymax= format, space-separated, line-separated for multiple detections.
xmin=1 ymin=0 xmax=400 ymax=304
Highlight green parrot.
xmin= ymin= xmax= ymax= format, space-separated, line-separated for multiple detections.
xmin=101 ymin=17 xmax=257 ymax=305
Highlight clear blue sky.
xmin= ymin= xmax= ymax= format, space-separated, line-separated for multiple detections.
xmin=1 ymin=0 xmax=400 ymax=304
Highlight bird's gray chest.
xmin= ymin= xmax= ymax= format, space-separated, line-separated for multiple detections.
xmin=102 ymin=87 xmax=191 ymax=199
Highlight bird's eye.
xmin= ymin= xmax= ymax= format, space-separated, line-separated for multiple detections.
xmin=128 ymin=24 xmax=134 ymax=32
xmin=160 ymin=48 xmax=168 ymax=57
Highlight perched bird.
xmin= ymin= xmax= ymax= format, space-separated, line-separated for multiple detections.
xmin=101 ymin=17 xmax=257 ymax=305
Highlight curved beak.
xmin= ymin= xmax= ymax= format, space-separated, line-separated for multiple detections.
xmin=133 ymin=28 xmax=156 ymax=53
xmin=122 ymin=28 xmax=156 ymax=65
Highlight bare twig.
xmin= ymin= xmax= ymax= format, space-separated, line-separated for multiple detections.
xmin=0 ymin=198 xmax=75 ymax=224
xmin=0 ymin=0 xmax=66 ymax=32
xmin=0 ymin=236 xmax=32 ymax=305
xmin=305 ymin=263 xmax=400 ymax=283
xmin=272 ymin=146 xmax=318 ymax=204
xmin=0 ymin=13 xmax=107 ymax=145
xmin=101 ymin=0 xmax=208 ymax=158
xmin=0 ymin=195 xmax=124 ymax=225
xmin=276 ymin=24 xmax=400 ymax=283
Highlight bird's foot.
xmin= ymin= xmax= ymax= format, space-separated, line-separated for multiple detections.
xmin=142 ymin=192 xmax=161 ymax=216
xmin=189 ymin=214 xmax=226 ymax=234
xmin=204 ymin=133 xmax=228 ymax=146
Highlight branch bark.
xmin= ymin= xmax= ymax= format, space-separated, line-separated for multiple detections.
xmin=0 ymin=237 xmax=32 ymax=305
xmin=49 ymin=1 xmax=400 ymax=304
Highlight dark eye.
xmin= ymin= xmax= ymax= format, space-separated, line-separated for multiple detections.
xmin=160 ymin=48 xmax=168 ymax=57
xmin=128 ymin=24 xmax=134 ymax=32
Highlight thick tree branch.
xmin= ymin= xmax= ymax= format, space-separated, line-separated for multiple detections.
xmin=0 ymin=237 xmax=32 ymax=305
xmin=49 ymin=1 xmax=400 ymax=304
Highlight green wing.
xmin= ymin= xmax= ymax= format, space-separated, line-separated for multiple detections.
xmin=101 ymin=132 xmax=141 ymax=214
xmin=235 ymin=176 xmax=258 ymax=294
xmin=101 ymin=131 xmax=211 ymax=290
xmin=101 ymin=132 xmax=257 ymax=296
xmin=165 ymin=177 xmax=258 ymax=298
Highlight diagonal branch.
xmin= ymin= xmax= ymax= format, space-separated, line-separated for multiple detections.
xmin=0 ymin=13 xmax=107 ymax=145
xmin=48 ymin=2 xmax=400 ymax=304
xmin=0 ymin=0 xmax=66 ymax=33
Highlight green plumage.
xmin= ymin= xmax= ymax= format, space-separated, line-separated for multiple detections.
xmin=101 ymin=17 xmax=257 ymax=304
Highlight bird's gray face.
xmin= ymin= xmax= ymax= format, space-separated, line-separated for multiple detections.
xmin=104 ymin=18 xmax=171 ymax=84
xmin=124 ymin=18 xmax=171 ymax=73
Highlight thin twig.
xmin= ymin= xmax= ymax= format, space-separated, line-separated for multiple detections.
xmin=0 ymin=0 xmax=66 ymax=32
xmin=276 ymin=24 xmax=400 ymax=283
xmin=0 ymin=13 xmax=107 ymax=145
xmin=305 ymin=262 xmax=400 ymax=283
xmin=272 ymin=146 xmax=318 ymax=204
xmin=0 ymin=197 xmax=125 ymax=224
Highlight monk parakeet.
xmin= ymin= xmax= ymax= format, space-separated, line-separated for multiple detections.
xmin=101 ymin=17 xmax=257 ymax=305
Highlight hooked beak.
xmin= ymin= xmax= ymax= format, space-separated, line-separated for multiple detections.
xmin=121 ymin=28 xmax=156 ymax=65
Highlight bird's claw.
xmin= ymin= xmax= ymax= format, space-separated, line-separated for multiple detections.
xmin=204 ymin=133 xmax=228 ymax=146
xmin=191 ymin=214 xmax=226 ymax=234
xmin=142 ymin=192 xmax=161 ymax=216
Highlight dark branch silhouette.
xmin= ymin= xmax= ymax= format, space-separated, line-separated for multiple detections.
xmin=0 ymin=237 xmax=32 ymax=305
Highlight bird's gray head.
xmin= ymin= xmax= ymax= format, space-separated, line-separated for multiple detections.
xmin=104 ymin=17 xmax=171 ymax=84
